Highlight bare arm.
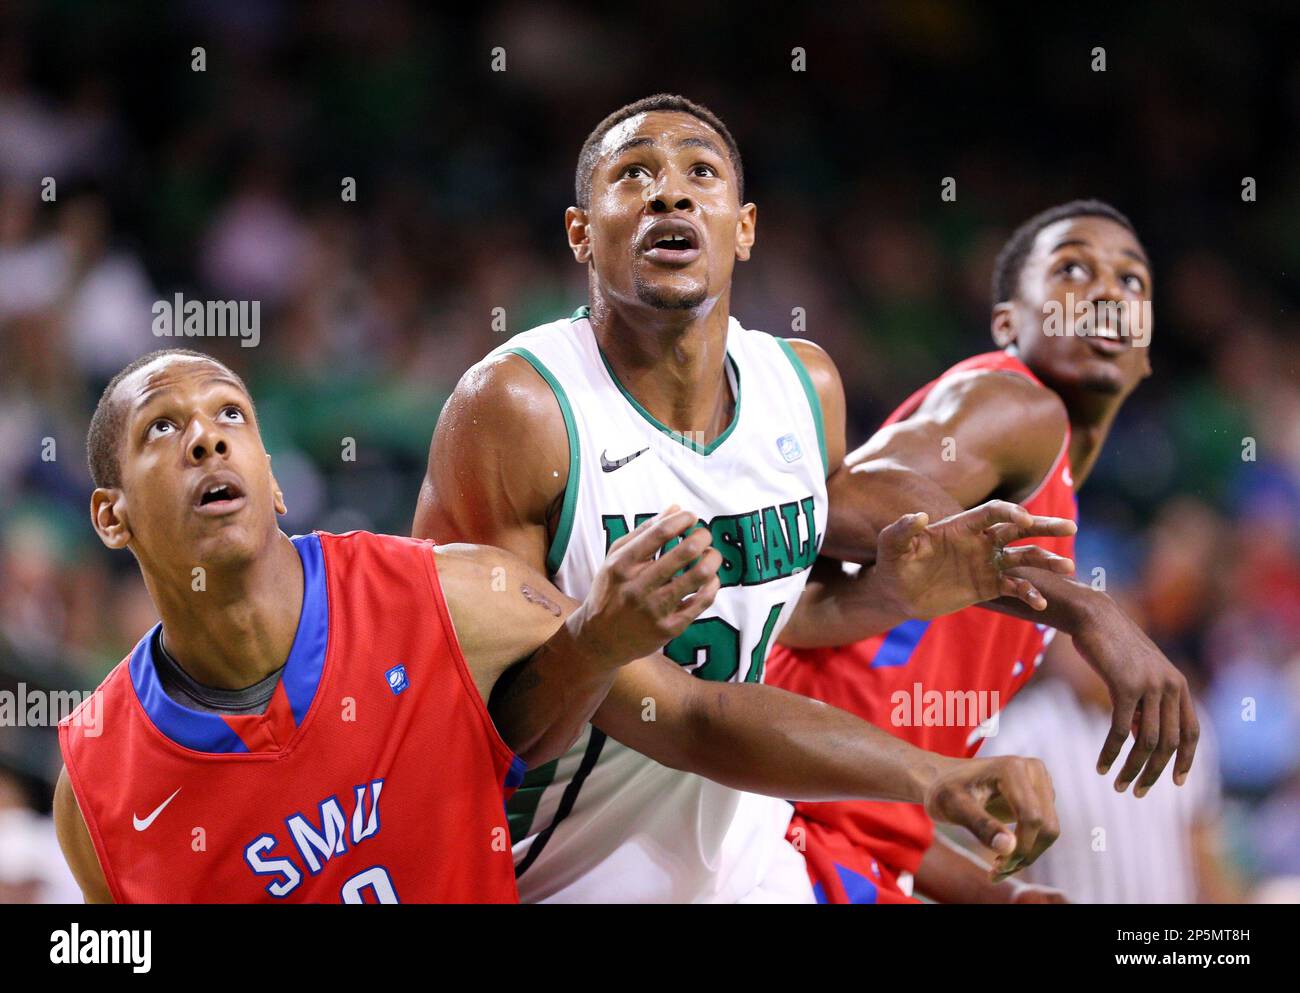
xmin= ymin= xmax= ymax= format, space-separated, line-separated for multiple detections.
xmin=436 ymin=513 xmax=721 ymax=769
xmin=53 ymin=767 xmax=113 ymax=904
xmin=590 ymin=655 xmax=1059 ymax=875
xmin=780 ymin=345 xmax=1075 ymax=646
xmin=820 ymin=368 xmax=1198 ymax=790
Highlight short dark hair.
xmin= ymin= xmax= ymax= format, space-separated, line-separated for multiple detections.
xmin=992 ymin=199 xmax=1141 ymax=305
xmin=574 ymin=93 xmax=744 ymax=209
xmin=87 ymin=348 xmax=249 ymax=489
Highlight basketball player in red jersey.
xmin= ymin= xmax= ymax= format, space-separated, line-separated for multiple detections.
xmin=55 ymin=348 xmax=729 ymax=903
xmin=768 ymin=200 xmax=1200 ymax=903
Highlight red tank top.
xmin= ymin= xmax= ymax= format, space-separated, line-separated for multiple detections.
xmin=766 ymin=352 xmax=1077 ymax=899
xmin=59 ymin=531 xmax=523 ymax=903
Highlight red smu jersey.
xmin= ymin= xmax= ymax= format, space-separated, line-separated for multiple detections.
xmin=59 ymin=531 xmax=524 ymax=904
xmin=766 ymin=351 xmax=1077 ymax=904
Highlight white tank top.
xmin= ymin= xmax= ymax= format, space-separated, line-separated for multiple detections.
xmin=490 ymin=307 xmax=828 ymax=902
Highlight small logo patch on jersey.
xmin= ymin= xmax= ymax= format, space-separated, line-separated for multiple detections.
xmin=600 ymin=446 xmax=649 ymax=472
xmin=385 ymin=664 xmax=409 ymax=695
xmin=776 ymin=433 xmax=803 ymax=463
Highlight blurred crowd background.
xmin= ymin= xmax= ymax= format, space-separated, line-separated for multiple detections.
xmin=1 ymin=1 xmax=1297 ymax=903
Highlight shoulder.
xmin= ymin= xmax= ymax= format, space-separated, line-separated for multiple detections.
xmin=923 ymin=366 xmax=1068 ymax=438
xmin=780 ymin=338 xmax=842 ymax=391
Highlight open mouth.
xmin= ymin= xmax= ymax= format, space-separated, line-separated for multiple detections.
xmin=641 ymin=219 xmax=702 ymax=265
xmin=193 ymin=476 xmax=247 ymax=516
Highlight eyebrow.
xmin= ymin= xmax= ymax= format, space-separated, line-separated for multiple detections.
xmin=1051 ymin=238 xmax=1150 ymax=268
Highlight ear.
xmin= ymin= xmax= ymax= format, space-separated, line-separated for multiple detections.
xmin=565 ymin=206 xmax=591 ymax=264
xmin=734 ymin=202 xmax=757 ymax=262
xmin=90 ymin=488 xmax=132 ymax=550
xmin=991 ymin=302 xmax=1017 ymax=348
xmin=268 ymin=454 xmax=287 ymax=516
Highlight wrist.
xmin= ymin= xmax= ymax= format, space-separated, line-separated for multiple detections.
xmin=559 ymin=607 xmax=627 ymax=674
xmin=1068 ymin=586 xmax=1118 ymax=644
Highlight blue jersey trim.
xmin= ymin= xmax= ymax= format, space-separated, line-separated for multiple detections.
xmin=504 ymin=754 xmax=527 ymax=790
xmin=870 ymin=618 xmax=931 ymax=669
xmin=128 ymin=533 xmax=328 ymax=753
xmin=282 ymin=533 xmax=329 ymax=726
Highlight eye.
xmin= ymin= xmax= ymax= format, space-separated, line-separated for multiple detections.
xmin=146 ymin=419 xmax=175 ymax=441
xmin=1123 ymin=273 xmax=1145 ymax=293
xmin=691 ymin=164 xmax=717 ymax=178
xmin=621 ymin=164 xmax=650 ymax=180
xmin=219 ymin=404 xmax=246 ymax=423
xmin=1059 ymin=261 xmax=1089 ymax=281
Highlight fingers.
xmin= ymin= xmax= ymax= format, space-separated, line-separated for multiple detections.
xmin=998 ymin=574 xmax=1046 ymax=611
xmin=989 ymin=758 xmax=1058 ymax=879
xmin=642 ymin=524 xmax=714 ymax=588
xmin=877 ymin=512 xmax=929 ymax=561
xmin=607 ymin=505 xmax=693 ymax=562
xmin=985 ymin=514 xmax=1078 ymax=543
xmin=994 ymin=544 xmax=1075 ymax=575
xmin=959 ymin=499 xmax=1034 ymax=533
xmin=1097 ymin=690 xmax=1138 ymax=776
xmin=1133 ymin=689 xmax=1182 ymax=796
xmin=660 ymin=545 xmax=722 ymax=605
xmin=1113 ymin=690 xmax=1160 ymax=793
xmin=1172 ymin=685 xmax=1201 ymax=786
xmin=667 ymin=572 xmax=722 ymax=630
xmin=944 ymin=789 xmax=1018 ymax=860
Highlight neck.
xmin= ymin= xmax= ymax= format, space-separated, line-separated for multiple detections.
xmin=1063 ymin=390 xmax=1124 ymax=486
xmin=588 ymin=284 xmax=735 ymax=445
xmin=145 ymin=531 xmax=303 ymax=690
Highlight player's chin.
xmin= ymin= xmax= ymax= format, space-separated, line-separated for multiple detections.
xmin=187 ymin=521 xmax=264 ymax=567
xmin=632 ymin=271 xmax=708 ymax=311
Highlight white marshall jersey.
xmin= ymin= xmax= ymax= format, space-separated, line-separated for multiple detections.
xmin=490 ymin=306 xmax=828 ymax=903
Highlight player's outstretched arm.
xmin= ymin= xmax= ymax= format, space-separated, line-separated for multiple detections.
xmin=779 ymin=344 xmax=1075 ymax=642
xmin=779 ymin=499 xmax=1077 ymax=647
xmin=811 ymin=367 xmax=1198 ymax=791
xmin=438 ymin=508 xmax=721 ymax=768
xmin=591 ymin=658 xmax=1059 ymax=877
xmin=53 ymin=767 xmax=113 ymax=903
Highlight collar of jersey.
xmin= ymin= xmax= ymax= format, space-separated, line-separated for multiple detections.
xmin=128 ymin=533 xmax=329 ymax=754
xmin=572 ymin=305 xmax=743 ymax=456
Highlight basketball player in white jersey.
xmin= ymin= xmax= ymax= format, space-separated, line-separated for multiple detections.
xmin=413 ymin=94 xmax=1076 ymax=902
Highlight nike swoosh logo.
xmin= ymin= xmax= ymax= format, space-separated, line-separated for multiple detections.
xmin=133 ymin=787 xmax=181 ymax=832
xmin=600 ymin=447 xmax=650 ymax=472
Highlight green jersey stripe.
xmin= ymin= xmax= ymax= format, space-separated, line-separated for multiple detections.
xmin=505 ymin=347 xmax=581 ymax=575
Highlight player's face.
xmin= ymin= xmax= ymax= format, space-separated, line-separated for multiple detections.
xmin=92 ymin=356 xmax=285 ymax=574
xmin=572 ymin=110 xmax=755 ymax=313
xmin=993 ymin=216 xmax=1153 ymax=398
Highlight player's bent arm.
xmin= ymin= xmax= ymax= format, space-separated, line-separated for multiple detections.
xmin=822 ymin=371 xmax=1067 ymax=563
xmin=775 ymin=557 xmax=912 ymax=647
xmin=591 ymin=658 xmax=1058 ymax=876
xmin=53 ymin=767 xmax=114 ymax=904
xmin=436 ymin=542 xmax=616 ymax=768
xmin=412 ymin=352 xmax=568 ymax=568
xmin=436 ymin=508 xmax=723 ymax=768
